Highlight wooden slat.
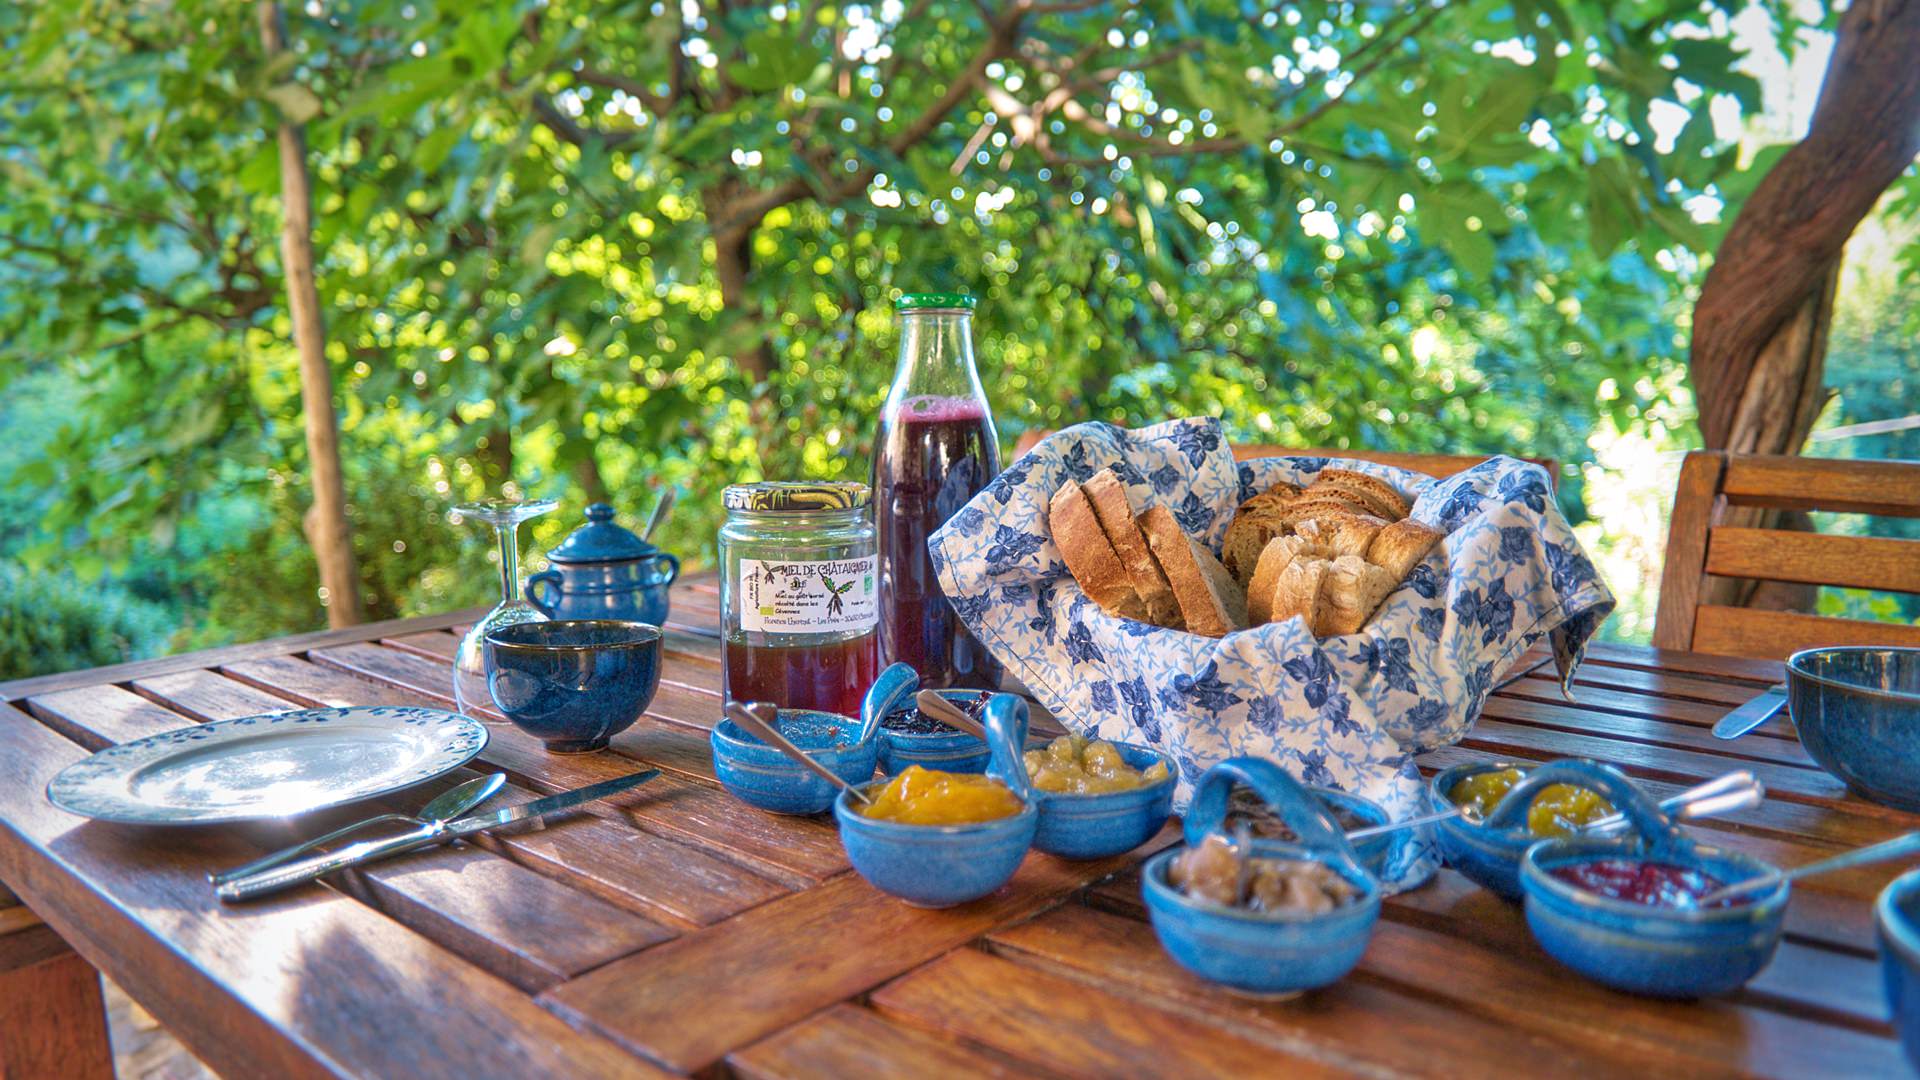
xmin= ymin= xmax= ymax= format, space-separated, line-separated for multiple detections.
xmin=1581 ymin=641 xmax=1783 ymax=684
xmin=1707 ymin=525 xmax=1920 ymax=594
xmin=1478 ymin=694 xmax=1815 ymax=767
xmin=728 ymin=1004 xmax=1031 ymax=1079
xmin=871 ymin=947 xmax=1351 ymax=1078
xmin=1526 ymin=663 xmax=1783 ymax=708
xmin=0 ymin=703 xmax=663 ymax=1080
xmin=1722 ymin=453 xmax=1920 ymax=517
xmin=1504 ymin=674 xmax=1798 ymax=740
xmin=540 ymin=826 xmax=1177 ymax=1073
xmin=1653 ymin=451 xmax=1725 ymax=651
xmin=1694 ymin=604 xmax=1920 ymax=661
xmin=0 ymin=923 xmax=113 ymax=1080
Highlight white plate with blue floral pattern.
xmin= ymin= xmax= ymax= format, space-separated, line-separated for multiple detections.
xmin=46 ymin=706 xmax=489 ymax=825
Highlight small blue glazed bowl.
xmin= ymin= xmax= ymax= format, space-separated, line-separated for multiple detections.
xmin=710 ymin=709 xmax=878 ymax=815
xmin=1142 ymin=757 xmax=1381 ymax=997
xmin=1878 ymin=868 xmax=1920 ymax=1069
xmin=483 ymin=620 xmax=662 ymax=753
xmin=1515 ymin=760 xmax=1788 ymax=999
xmin=1787 ymin=647 xmax=1920 ymax=811
xmin=862 ymin=663 xmax=993 ymax=775
xmin=1231 ymin=785 xmax=1393 ymax=881
xmin=982 ymin=695 xmax=1175 ymax=861
xmin=833 ymin=694 xmax=1037 ymax=907
xmin=1427 ymin=759 xmax=1550 ymax=900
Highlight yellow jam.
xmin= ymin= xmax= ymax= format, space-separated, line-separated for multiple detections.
xmin=859 ymin=765 xmax=1024 ymax=825
xmin=1448 ymin=767 xmax=1613 ymax=837
xmin=1023 ymin=734 xmax=1171 ymax=795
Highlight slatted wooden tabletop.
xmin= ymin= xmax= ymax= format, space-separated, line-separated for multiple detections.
xmin=0 ymin=570 xmax=1907 ymax=1077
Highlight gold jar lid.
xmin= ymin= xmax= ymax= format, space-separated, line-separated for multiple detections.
xmin=722 ymin=481 xmax=871 ymax=513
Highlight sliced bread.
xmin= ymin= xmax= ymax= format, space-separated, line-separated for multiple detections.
xmin=1247 ymin=535 xmax=1329 ymax=624
xmin=1294 ymin=511 xmax=1388 ymax=559
xmin=1082 ymin=468 xmax=1183 ymax=628
xmin=1311 ymin=468 xmax=1411 ymax=520
xmin=1267 ymin=556 xmax=1330 ymax=630
xmin=1238 ymin=481 xmax=1303 ymax=517
xmin=1318 ymin=554 xmax=1399 ymax=636
xmin=1222 ymin=506 xmax=1291 ymax=587
xmin=1139 ymin=506 xmax=1247 ymax=637
xmin=1049 ymin=479 xmax=1147 ymax=620
xmin=1368 ymin=519 xmax=1446 ymax=581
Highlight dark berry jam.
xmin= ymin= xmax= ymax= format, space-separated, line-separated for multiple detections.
xmin=882 ymin=689 xmax=992 ymax=735
xmin=1549 ymin=859 xmax=1742 ymax=909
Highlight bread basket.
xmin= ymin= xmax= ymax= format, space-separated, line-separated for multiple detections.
xmin=928 ymin=417 xmax=1615 ymax=890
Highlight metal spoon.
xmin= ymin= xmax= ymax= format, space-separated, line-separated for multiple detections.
xmin=913 ymin=690 xmax=988 ymax=742
xmin=642 ymin=486 xmax=678 ymax=543
xmin=209 ymin=772 xmax=508 ymax=885
xmin=1697 ymin=829 xmax=1920 ymax=907
xmin=1343 ymin=770 xmax=1762 ymax=842
xmin=725 ymin=700 xmax=873 ymax=806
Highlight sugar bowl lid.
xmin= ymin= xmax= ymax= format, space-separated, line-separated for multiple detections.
xmin=545 ymin=503 xmax=658 ymax=564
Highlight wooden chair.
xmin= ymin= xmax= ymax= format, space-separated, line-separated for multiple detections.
xmin=1010 ymin=430 xmax=1559 ymax=486
xmin=1654 ymin=451 xmax=1920 ymax=661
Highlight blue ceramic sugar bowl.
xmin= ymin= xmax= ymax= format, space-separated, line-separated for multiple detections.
xmin=1141 ymin=757 xmax=1381 ymax=997
xmin=1512 ymin=760 xmax=1788 ymax=999
xmin=484 ymin=620 xmax=662 ymax=753
xmin=861 ymin=663 xmax=993 ymax=775
xmin=1787 ymin=647 xmax=1920 ymax=812
xmin=1877 ymin=867 xmax=1920 ymax=1068
xmin=833 ymin=693 xmax=1038 ymax=908
xmin=711 ymin=709 xmax=878 ymax=815
xmin=526 ymin=503 xmax=680 ymax=625
xmin=1428 ymin=759 xmax=1553 ymax=900
xmin=982 ymin=694 xmax=1175 ymax=861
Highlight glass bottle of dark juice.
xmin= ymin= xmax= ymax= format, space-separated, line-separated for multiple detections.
xmin=872 ymin=292 xmax=1001 ymax=689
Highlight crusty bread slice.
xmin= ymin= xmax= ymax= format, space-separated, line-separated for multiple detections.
xmin=1311 ymin=468 xmax=1411 ymax=520
xmin=1049 ymin=479 xmax=1146 ymax=620
xmin=1222 ymin=507 xmax=1290 ymax=587
xmin=1319 ymin=554 xmax=1399 ymax=636
xmin=1270 ymin=494 xmax=1376 ymax=527
xmin=1367 ymin=519 xmax=1446 ymax=581
xmin=1247 ymin=535 xmax=1330 ymax=624
xmin=1238 ymin=482 xmax=1302 ymax=517
xmin=1082 ymin=468 xmax=1183 ymax=628
xmin=1267 ymin=556 xmax=1330 ymax=631
xmin=1294 ymin=512 xmax=1387 ymax=559
xmin=1139 ymin=506 xmax=1247 ymax=637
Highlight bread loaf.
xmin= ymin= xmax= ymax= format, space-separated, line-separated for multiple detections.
xmin=1294 ymin=511 xmax=1387 ymax=559
xmin=1082 ymin=468 xmax=1183 ymax=628
xmin=1308 ymin=469 xmax=1410 ymax=520
xmin=1247 ymin=535 xmax=1329 ymax=624
xmin=1222 ymin=507 xmax=1289 ymax=587
xmin=1139 ymin=506 xmax=1247 ymax=637
xmin=1367 ymin=519 xmax=1445 ymax=581
xmin=1266 ymin=556 xmax=1330 ymax=630
xmin=1048 ymin=479 xmax=1147 ymax=620
xmin=1318 ymin=554 xmax=1399 ymax=636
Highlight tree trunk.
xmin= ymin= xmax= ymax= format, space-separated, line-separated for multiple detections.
xmin=259 ymin=2 xmax=365 ymax=627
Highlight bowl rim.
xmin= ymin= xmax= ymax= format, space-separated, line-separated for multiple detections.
xmin=485 ymin=619 xmax=663 ymax=651
xmin=1521 ymin=839 xmax=1788 ymax=924
xmin=1877 ymin=867 xmax=1920 ymax=965
xmin=1141 ymin=837 xmax=1382 ymax=926
xmin=711 ymin=712 xmax=868 ymax=761
xmin=832 ymin=777 xmax=1038 ymax=836
xmin=875 ymin=687 xmax=995 ymax=742
xmin=1787 ymin=646 xmax=1920 ymax=706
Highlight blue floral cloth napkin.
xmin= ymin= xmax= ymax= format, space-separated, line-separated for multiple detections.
xmin=929 ymin=417 xmax=1615 ymax=890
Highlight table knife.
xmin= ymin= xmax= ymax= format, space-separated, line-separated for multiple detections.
xmin=215 ymin=769 xmax=660 ymax=903
xmin=1712 ymin=685 xmax=1789 ymax=740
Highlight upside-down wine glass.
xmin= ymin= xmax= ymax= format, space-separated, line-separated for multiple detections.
xmin=451 ymin=496 xmax=559 ymax=720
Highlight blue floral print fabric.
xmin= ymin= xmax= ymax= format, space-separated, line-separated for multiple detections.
xmin=929 ymin=417 xmax=1615 ymax=890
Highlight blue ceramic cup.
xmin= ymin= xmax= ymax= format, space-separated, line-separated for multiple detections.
xmin=483 ymin=620 xmax=662 ymax=753
xmin=1141 ymin=757 xmax=1381 ymax=996
xmin=1877 ymin=867 xmax=1920 ymax=1068
xmin=861 ymin=663 xmax=994 ymax=774
xmin=833 ymin=693 xmax=1037 ymax=907
xmin=981 ymin=694 xmax=1174 ymax=861
xmin=1787 ymin=647 xmax=1920 ymax=811
xmin=1512 ymin=759 xmax=1788 ymax=998
xmin=710 ymin=709 xmax=878 ymax=815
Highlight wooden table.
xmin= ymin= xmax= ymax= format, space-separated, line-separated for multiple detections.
xmin=0 ymin=571 xmax=1907 ymax=1077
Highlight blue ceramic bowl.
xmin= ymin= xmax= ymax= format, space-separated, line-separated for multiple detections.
xmin=710 ymin=710 xmax=878 ymax=815
xmin=978 ymin=695 xmax=1175 ymax=861
xmin=483 ymin=620 xmax=662 ymax=753
xmin=1427 ymin=759 xmax=1545 ymax=900
xmin=1142 ymin=758 xmax=1381 ymax=996
xmin=862 ymin=665 xmax=996 ymax=775
xmin=832 ymin=763 xmax=1037 ymax=907
xmin=1234 ymin=786 xmax=1392 ymax=881
xmin=1788 ymin=647 xmax=1920 ymax=811
xmin=1879 ymin=869 xmax=1920 ymax=1069
xmin=1515 ymin=760 xmax=1788 ymax=998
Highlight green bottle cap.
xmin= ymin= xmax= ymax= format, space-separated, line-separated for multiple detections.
xmin=894 ymin=292 xmax=977 ymax=312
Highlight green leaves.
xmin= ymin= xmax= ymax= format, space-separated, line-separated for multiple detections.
xmin=730 ymin=28 xmax=820 ymax=91
xmin=263 ymin=82 xmax=323 ymax=124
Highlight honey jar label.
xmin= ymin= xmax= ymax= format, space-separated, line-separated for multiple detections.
xmin=737 ymin=557 xmax=879 ymax=634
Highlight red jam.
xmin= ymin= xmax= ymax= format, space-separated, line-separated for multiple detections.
xmin=1549 ymin=859 xmax=1745 ymax=909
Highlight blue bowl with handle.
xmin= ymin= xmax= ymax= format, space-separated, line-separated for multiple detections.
xmin=1877 ymin=867 xmax=1920 ymax=1068
xmin=1141 ymin=757 xmax=1381 ymax=996
xmin=1230 ymin=784 xmax=1393 ymax=881
xmin=1514 ymin=760 xmax=1788 ymax=998
xmin=1427 ymin=759 xmax=1553 ymax=900
xmin=980 ymin=696 xmax=1175 ymax=861
xmin=1787 ymin=647 xmax=1920 ymax=811
xmin=710 ymin=709 xmax=878 ymax=815
xmin=862 ymin=663 xmax=994 ymax=774
xmin=833 ymin=693 xmax=1037 ymax=907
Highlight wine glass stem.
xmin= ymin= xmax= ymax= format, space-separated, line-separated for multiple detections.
xmin=493 ymin=521 xmax=520 ymax=603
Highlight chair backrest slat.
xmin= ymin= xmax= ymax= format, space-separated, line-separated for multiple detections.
xmin=1655 ymin=450 xmax=1920 ymax=661
xmin=1011 ymin=431 xmax=1557 ymax=486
